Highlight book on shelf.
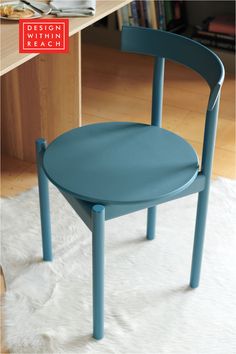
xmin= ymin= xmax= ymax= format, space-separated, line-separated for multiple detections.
xmin=147 ymin=0 xmax=158 ymax=29
xmin=166 ymin=0 xmax=186 ymax=32
xmin=137 ymin=0 xmax=146 ymax=27
xmin=191 ymin=34 xmax=235 ymax=52
xmin=193 ymin=29 xmax=235 ymax=42
xmin=191 ymin=15 xmax=235 ymax=52
xmin=117 ymin=0 xmax=186 ymax=33
xmin=195 ymin=15 xmax=235 ymax=36
xmin=117 ymin=5 xmax=129 ymax=30
xmin=157 ymin=0 xmax=166 ymax=30
xmin=208 ymin=15 xmax=235 ymax=37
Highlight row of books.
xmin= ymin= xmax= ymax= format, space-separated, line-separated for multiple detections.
xmin=117 ymin=0 xmax=186 ymax=33
xmin=191 ymin=15 xmax=235 ymax=52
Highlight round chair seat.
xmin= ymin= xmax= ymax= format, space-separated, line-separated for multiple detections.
xmin=43 ymin=122 xmax=199 ymax=204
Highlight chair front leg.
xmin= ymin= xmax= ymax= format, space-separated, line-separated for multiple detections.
xmin=146 ymin=206 xmax=156 ymax=240
xmin=190 ymin=188 xmax=210 ymax=288
xmin=92 ymin=205 xmax=105 ymax=340
xmin=35 ymin=139 xmax=53 ymax=262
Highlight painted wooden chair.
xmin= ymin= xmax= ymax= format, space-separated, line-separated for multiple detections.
xmin=36 ymin=26 xmax=224 ymax=340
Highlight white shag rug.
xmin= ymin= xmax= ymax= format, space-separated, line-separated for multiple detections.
xmin=1 ymin=178 xmax=236 ymax=354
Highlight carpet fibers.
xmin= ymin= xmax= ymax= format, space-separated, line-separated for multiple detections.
xmin=1 ymin=178 xmax=236 ymax=354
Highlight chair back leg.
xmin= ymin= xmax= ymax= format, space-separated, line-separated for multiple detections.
xmin=147 ymin=206 xmax=157 ymax=240
xmin=146 ymin=57 xmax=165 ymax=240
xmin=92 ymin=205 xmax=105 ymax=340
xmin=36 ymin=139 xmax=53 ymax=262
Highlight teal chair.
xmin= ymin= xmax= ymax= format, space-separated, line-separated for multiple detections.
xmin=36 ymin=27 xmax=224 ymax=340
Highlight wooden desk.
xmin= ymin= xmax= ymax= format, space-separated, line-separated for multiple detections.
xmin=1 ymin=0 xmax=131 ymax=161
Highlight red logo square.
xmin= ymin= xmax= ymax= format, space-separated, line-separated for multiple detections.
xmin=19 ymin=19 xmax=69 ymax=53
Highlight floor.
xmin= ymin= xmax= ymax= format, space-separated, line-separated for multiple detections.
xmin=1 ymin=44 xmax=235 ymax=352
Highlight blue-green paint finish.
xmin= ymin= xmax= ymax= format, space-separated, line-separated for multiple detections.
xmin=92 ymin=205 xmax=105 ymax=340
xmin=61 ymin=173 xmax=206 ymax=226
xmin=105 ymin=173 xmax=206 ymax=220
xmin=43 ymin=123 xmax=199 ymax=205
xmin=190 ymin=98 xmax=220 ymax=288
xmin=36 ymin=27 xmax=225 ymax=340
xmin=60 ymin=190 xmax=93 ymax=230
xmin=148 ymin=56 xmax=165 ymax=240
xmin=121 ymin=26 xmax=224 ymax=111
xmin=152 ymin=57 xmax=165 ymax=126
xmin=58 ymin=173 xmax=205 ymax=236
xmin=35 ymin=139 xmax=53 ymax=261
xmin=147 ymin=206 xmax=156 ymax=240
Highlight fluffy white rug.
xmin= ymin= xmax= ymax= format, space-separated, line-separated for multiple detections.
xmin=1 ymin=178 xmax=236 ymax=354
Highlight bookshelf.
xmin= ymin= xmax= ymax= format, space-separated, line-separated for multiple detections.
xmin=185 ymin=1 xmax=235 ymax=73
xmin=83 ymin=1 xmax=187 ymax=50
xmin=116 ymin=0 xmax=187 ymax=32
xmin=82 ymin=0 xmax=235 ymax=72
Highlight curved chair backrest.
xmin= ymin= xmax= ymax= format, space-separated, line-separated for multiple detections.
xmin=121 ymin=26 xmax=224 ymax=112
xmin=121 ymin=26 xmax=225 ymax=181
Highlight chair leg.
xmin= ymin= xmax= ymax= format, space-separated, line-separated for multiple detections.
xmin=92 ymin=205 xmax=105 ymax=340
xmin=35 ymin=139 xmax=53 ymax=262
xmin=146 ymin=206 xmax=156 ymax=240
xmin=190 ymin=189 xmax=210 ymax=288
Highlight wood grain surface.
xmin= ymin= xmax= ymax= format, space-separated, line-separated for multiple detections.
xmin=0 ymin=0 xmax=132 ymax=76
xmin=1 ymin=33 xmax=81 ymax=161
